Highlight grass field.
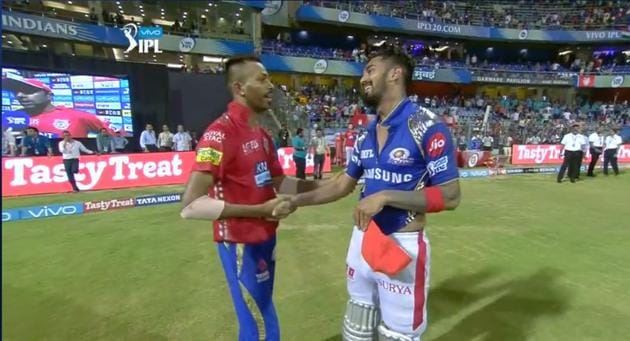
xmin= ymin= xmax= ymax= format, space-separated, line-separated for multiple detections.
xmin=2 ymin=174 xmax=630 ymax=340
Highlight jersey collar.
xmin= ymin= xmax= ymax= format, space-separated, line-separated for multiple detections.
xmin=227 ymin=101 xmax=252 ymax=123
xmin=377 ymin=98 xmax=410 ymax=127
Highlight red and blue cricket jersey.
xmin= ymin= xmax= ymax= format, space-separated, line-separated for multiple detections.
xmin=346 ymin=98 xmax=459 ymax=235
xmin=27 ymin=106 xmax=113 ymax=138
xmin=192 ymin=101 xmax=284 ymax=244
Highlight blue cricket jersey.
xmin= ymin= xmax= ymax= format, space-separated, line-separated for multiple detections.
xmin=346 ymin=99 xmax=459 ymax=235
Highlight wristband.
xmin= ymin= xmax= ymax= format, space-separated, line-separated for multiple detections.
xmin=181 ymin=196 xmax=225 ymax=220
xmin=424 ymin=186 xmax=445 ymax=213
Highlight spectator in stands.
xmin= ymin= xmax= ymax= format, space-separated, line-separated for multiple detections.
xmin=292 ymin=128 xmax=307 ymax=179
xmin=96 ymin=128 xmax=114 ymax=154
xmin=278 ymin=124 xmax=290 ymax=148
xmin=111 ymin=131 xmax=128 ymax=153
xmin=173 ymin=124 xmax=192 ymax=152
xmin=2 ymin=128 xmax=16 ymax=157
xmin=89 ymin=7 xmax=98 ymax=23
xmin=482 ymin=134 xmax=494 ymax=151
xmin=310 ymin=127 xmax=328 ymax=180
xmin=20 ymin=126 xmax=52 ymax=156
xmin=158 ymin=124 xmax=174 ymax=152
xmin=58 ymin=130 xmax=94 ymax=192
xmin=140 ymin=124 xmax=157 ymax=152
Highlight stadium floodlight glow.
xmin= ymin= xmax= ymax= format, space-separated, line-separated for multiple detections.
xmin=558 ymin=50 xmax=573 ymax=56
xmin=203 ymin=56 xmax=225 ymax=63
xmin=167 ymin=63 xmax=184 ymax=69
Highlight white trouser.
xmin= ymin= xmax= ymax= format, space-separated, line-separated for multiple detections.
xmin=346 ymin=227 xmax=431 ymax=337
xmin=346 ymin=147 xmax=354 ymax=166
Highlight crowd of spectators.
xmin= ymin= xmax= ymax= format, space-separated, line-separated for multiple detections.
xmin=308 ymin=0 xmax=630 ymax=30
xmin=263 ymin=38 xmax=630 ymax=75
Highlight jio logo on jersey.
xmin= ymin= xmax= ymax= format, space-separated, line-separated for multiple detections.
xmin=254 ymin=161 xmax=272 ymax=187
xmin=427 ymin=132 xmax=446 ymax=158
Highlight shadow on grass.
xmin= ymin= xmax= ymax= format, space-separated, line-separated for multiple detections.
xmin=321 ymin=267 xmax=569 ymax=341
xmin=430 ymin=267 xmax=570 ymax=341
xmin=2 ymin=285 xmax=167 ymax=340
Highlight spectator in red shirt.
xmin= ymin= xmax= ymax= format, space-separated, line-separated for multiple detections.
xmin=180 ymin=56 xmax=326 ymax=341
xmin=2 ymin=77 xmax=113 ymax=138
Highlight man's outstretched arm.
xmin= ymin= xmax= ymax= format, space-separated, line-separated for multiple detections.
xmin=379 ymin=180 xmax=461 ymax=212
xmin=273 ymin=171 xmax=344 ymax=195
xmin=290 ymin=172 xmax=358 ymax=207
xmin=181 ymin=171 xmax=284 ymax=220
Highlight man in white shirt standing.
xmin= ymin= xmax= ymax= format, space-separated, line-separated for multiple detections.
xmin=587 ymin=126 xmax=605 ymax=177
xmin=2 ymin=128 xmax=16 ymax=156
xmin=172 ymin=124 xmax=192 ymax=151
xmin=140 ymin=124 xmax=157 ymax=152
xmin=58 ymin=130 xmax=94 ymax=192
xmin=158 ymin=124 xmax=174 ymax=152
xmin=576 ymin=126 xmax=588 ymax=180
xmin=603 ymin=126 xmax=622 ymax=176
xmin=557 ymin=123 xmax=585 ymax=183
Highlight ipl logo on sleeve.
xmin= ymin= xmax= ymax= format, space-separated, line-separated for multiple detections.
xmin=122 ymin=24 xmax=163 ymax=54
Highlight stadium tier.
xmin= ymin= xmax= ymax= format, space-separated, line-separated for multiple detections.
xmin=2 ymin=1 xmax=629 ymax=340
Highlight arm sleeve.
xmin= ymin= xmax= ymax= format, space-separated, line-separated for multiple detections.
xmin=264 ymin=132 xmax=284 ymax=177
xmin=345 ymin=135 xmax=364 ymax=179
xmin=191 ymin=124 xmax=229 ymax=180
xmin=422 ymin=122 xmax=459 ymax=186
xmin=57 ymin=141 xmax=64 ymax=154
xmin=78 ymin=142 xmax=91 ymax=153
xmin=139 ymin=132 xmax=147 ymax=149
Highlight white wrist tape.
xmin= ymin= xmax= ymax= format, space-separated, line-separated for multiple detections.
xmin=181 ymin=196 xmax=225 ymax=220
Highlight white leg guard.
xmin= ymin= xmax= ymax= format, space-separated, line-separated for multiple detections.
xmin=378 ymin=323 xmax=420 ymax=341
xmin=342 ymin=300 xmax=380 ymax=341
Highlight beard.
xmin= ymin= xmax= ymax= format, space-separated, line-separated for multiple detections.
xmin=360 ymin=79 xmax=384 ymax=107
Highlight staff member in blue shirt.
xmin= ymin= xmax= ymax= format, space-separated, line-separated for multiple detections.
xmin=292 ymin=128 xmax=307 ymax=179
xmin=20 ymin=126 xmax=52 ymax=156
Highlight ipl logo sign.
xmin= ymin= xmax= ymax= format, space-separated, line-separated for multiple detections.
xmin=122 ymin=24 xmax=163 ymax=54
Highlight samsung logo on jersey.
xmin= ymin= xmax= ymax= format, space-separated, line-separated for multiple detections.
xmin=363 ymin=168 xmax=414 ymax=184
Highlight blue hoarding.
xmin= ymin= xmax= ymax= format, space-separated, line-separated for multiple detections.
xmin=296 ymin=5 xmax=629 ymax=43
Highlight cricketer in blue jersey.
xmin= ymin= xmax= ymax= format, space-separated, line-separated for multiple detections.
xmin=281 ymin=45 xmax=461 ymax=340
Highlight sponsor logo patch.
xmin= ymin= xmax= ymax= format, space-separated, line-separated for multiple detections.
xmin=196 ymin=147 xmax=223 ymax=165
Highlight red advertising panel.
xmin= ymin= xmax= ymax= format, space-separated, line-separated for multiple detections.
xmin=3 ymin=148 xmax=333 ymax=197
xmin=511 ymin=144 xmax=630 ymax=165
xmin=2 ymin=152 xmax=196 ymax=197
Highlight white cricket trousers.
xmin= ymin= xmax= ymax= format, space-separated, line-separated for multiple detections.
xmin=346 ymin=227 xmax=431 ymax=337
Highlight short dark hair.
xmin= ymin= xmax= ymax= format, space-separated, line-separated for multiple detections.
xmin=62 ymin=130 xmax=70 ymax=135
xmin=296 ymin=128 xmax=303 ymax=135
xmin=225 ymin=55 xmax=262 ymax=85
xmin=316 ymin=127 xmax=322 ymax=132
xmin=27 ymin=126 xmax=39 ymax=133
xmin=367 ymin=44 xmax=415 ymax=88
